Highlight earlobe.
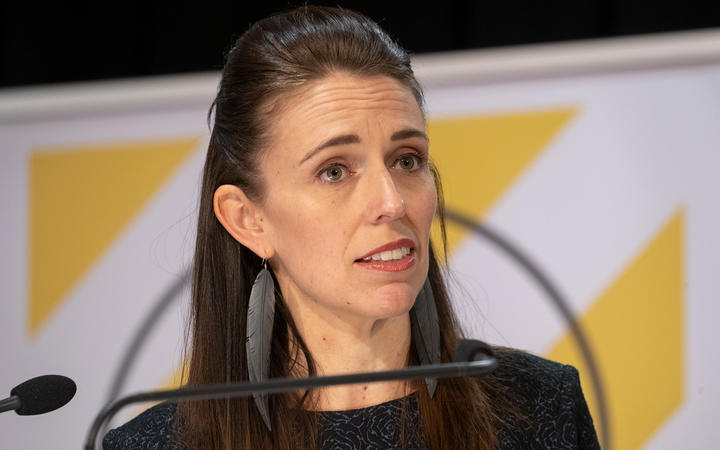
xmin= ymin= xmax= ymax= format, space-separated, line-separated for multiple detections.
xmin=213 ymin=184 xmax=273 ymax=259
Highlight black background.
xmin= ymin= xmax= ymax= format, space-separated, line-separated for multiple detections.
xmin=2 ymin=0 xmax=719 ymax=88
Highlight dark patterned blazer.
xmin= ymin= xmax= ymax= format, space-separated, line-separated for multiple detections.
xmin=103 ymin=351 xmax=600 ymax=449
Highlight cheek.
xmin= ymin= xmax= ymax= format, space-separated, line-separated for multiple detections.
xmin=413 ymin=178 xmax=438 ymax=231
xmin=265 ymin=194 xmax=346 ymax=263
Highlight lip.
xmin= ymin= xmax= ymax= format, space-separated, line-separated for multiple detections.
xmin=354 ymin=251 xmax=416 ymax=272
xmin=354 ymin=238 xmax=417 ymax=273
xmin=356 ymin=238 xmax=416 ymax=261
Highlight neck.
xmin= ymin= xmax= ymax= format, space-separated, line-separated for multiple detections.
xmin=286 ymin=302 xmax=413 ymax=411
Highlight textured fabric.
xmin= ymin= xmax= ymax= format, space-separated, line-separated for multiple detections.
xmin=103 ymin=351 xmax=600 ymax=449
xmin=317 ymin=395 xmax=423 ymax=449
xmin=492 ymin=352 xmax=600 ymax=449
xmin=103 ymin=402 xmax=176 ymax=450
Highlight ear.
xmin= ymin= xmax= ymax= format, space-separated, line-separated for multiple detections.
xmin=213 ymin=184 xmax=274 ymax=260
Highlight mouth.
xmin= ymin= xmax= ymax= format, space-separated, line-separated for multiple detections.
xmin=354 ymin=238 xmax=416 ymax=272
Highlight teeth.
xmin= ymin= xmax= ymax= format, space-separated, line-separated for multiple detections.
xmin=362 ymin=247 xmax=411 ymax=262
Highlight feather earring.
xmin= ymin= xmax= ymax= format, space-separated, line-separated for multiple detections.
xmin=246 ymin=259 xmax=275 ymax=431
xmin=410 ymin=278 xmax=441 ymax=398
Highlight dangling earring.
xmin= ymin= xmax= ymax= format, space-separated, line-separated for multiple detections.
xmin=246 ymin=259 xmax=275 ymax=431
xmin=410 ymin=278 xmax=441 ymax=398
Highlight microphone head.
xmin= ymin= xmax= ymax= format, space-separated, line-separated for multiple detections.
xmin=10 ymin=375 xmax=76 ymax=415
xmin=454 ymin=339 xmax=494 ymax=363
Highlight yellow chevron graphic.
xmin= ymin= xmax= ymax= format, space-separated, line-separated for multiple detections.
xmin=547 ymin=209 xmax=685 ymax=449
xmin=28 ymin=137 xmax=200 ymax=337
xmin=428 ymin=108 xmax=577 ymax=256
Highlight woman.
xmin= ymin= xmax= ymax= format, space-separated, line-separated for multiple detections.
xmin=104 ymin=6 xmax=599 ymax=449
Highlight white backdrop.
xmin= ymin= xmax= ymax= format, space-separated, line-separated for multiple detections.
xmin=1 ymin=29 xmax=719 ymax=449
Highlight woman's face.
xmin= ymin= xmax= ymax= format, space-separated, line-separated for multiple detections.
xmin=258 ymin=72 xmax=436 ymax=326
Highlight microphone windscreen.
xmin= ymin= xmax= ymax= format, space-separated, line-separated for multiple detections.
xmin=454 ymin=339 xmax=494 ymax=363
xmin=10 ymin=375 xmax=76 ymax=415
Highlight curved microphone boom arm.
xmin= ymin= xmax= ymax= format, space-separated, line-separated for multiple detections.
xmin=86 ymin=351 xmax=497 ymax=450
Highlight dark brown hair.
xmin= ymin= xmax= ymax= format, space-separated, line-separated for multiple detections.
xmin=179 ymin=6 xmax=513 ymax=449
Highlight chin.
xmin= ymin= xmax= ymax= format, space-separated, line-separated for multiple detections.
xmin=371 ymin=284 xmax=419 ymax=319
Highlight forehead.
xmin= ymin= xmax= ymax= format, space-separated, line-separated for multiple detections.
xmin=264 ymin=73 xmax=425 ymax=145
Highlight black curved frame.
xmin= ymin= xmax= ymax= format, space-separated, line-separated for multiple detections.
xmin=445 ymin=209 xmax=610 ymax=448
xmin=107 ymin=210 xmax=610 ymax=448
xmin=106 ymin=272 xmax=190 ymax=402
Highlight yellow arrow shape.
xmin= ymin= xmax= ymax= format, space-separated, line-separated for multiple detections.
xmin=547 ymin=209 xmax=685 ymax=449
xmin=428 ymin=108 xmax=577 ymax=256
xmin=28 ymin=137 xmax=200 ymax=337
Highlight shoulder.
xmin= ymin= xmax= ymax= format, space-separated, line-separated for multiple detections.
xmin=492 ymin=349 xmax=577 ymax=397
xmin=103 ymin=402 xmax=178 ymax=450
xmin=490 ymin=349 xmax=600 ymax=449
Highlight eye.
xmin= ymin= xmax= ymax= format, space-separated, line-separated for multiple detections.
xmin=318 ymin=164 xmax=347 ymax=183
xmin=393 ymin=154 xmax=422 ymax=171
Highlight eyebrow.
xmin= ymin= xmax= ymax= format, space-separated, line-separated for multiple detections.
xmin=300 ymin=128 xmax=428 ymax=164
xmin=390 ymin=128 xmax=428 ymax=142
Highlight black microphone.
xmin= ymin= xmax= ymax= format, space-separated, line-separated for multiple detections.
xmin=0 ymin=375 xmax=76 ymax=415
xmin=85 ymin=339 xmax=496 ymax=449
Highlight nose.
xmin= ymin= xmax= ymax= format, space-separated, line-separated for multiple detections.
xmin=364 ymin=168 xmax=406 ymax=224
